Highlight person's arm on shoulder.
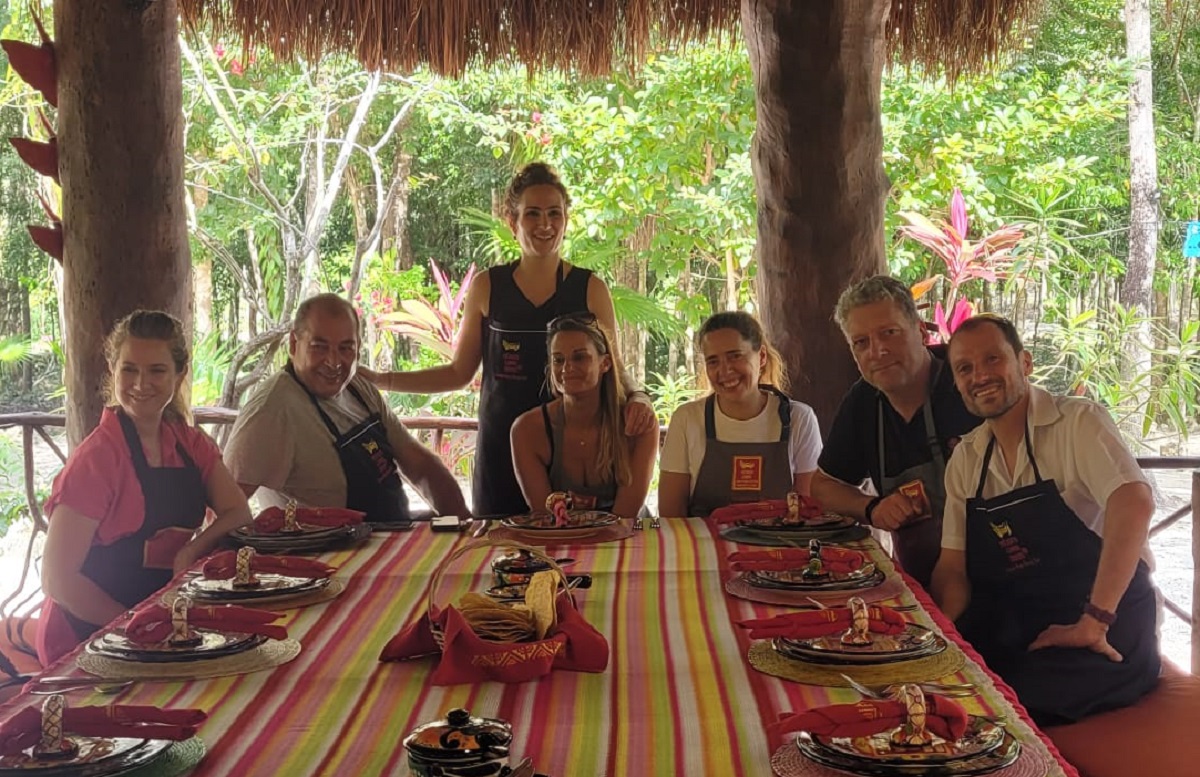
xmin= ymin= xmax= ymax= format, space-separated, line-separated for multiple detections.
xmin=656 ymin=407 xmax=693 ymax=518
xmin=361 ymin=272 xmax=489 ymax=394
xmin=42 ymin=506 xmax=127 ymax=626
xmin=612 ymin=419 xmax=659 ymax=519
xmin=587 ymin=275 xmax=656 ymax=436
xmin=174 ymin=460 xmax=255 ymax=573
xmin=510 ymin=409 xmax=554 ymax=515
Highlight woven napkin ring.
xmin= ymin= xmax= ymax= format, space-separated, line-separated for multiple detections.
xmin=34 ymin=694 xmax=78 ymax=759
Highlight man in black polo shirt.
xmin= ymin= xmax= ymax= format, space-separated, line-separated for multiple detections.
xmin=811 ymin=276 xmax=982 ymax=587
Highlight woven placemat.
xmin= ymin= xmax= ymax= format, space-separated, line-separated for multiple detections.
xmin=770 ymin=737 xmax=1051 ymax=777
xmin=725 ymin=574 xmax=907 ymax=607
xmin=76 ymin=638 xmax=301 ymax=681
xmin=487 ymin=522 xmax=634 ymax=546
xmin=748 ymin=639 xmax=966 ymax=687
xmin=122 ymin=737 xmax=207 ymax=777
xmin=185 ymin=577 xmax=346 ymax=610
xmin=719 ymin=525 xmax=871 ymax=547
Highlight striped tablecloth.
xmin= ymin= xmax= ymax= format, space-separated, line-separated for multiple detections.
xmin=6 ymin=519 xmax=1078 ymax=776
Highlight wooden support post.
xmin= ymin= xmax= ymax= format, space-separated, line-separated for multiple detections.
xmin=740 ymin=0 xmax=890 ymax=428
xmin=56 ymin=0 xmax=192 ymax=447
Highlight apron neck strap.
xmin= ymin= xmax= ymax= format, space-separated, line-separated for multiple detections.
xmin=115 ymin=409 xmax=196 ymax=473
xmin=976 ymin=421 xmax=1042 ymax=497
xmin=703 ymin=386 xmax=790 ymax=442
xmin=877 ymin=356 xmax=945 ymax=480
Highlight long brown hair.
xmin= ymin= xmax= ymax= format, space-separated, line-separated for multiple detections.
xmin=698 ymin=311 xmax=789 ymax=393
xmin=545 ymin=313 xmax=630 ymax=486
xmin=104 ymin=310 xmax=192 ymax=424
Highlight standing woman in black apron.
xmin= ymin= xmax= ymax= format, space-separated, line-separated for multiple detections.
xmin=658 ymin=312 xmax=824 ymax=518
xmin=361 ymin=163 xmax=656 ymax=516
xmin=36 ymin=311 xmax=254 ymax=665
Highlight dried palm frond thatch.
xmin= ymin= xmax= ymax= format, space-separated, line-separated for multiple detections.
xmin=178 ymin=0 xmax=1046 ymax=77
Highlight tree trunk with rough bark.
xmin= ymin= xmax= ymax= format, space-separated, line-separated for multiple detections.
xmin=57 ymin=0 xmax=192 ymax=446
xmin=1120 ymin=0 xmax=1159 ymax=437
xmin=741 ymin=0 xmax=890 ymax=428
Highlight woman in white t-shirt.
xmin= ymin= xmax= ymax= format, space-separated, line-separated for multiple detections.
xmin=658 ymin=312 xmax=822 ymax=517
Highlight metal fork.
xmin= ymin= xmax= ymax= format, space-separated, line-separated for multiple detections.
xmin=839 ymin=673 xmax=984 ymax=703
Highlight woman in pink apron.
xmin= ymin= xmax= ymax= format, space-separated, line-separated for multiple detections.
xmin=36 ymin=311 xmax=254 ymax=666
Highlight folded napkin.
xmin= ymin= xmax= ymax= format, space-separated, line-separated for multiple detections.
xmin=0 ymin=705 xmax=207 ymax=755
xmin=380 ymin=596 xmax=609 ymax=685
xmin=729 ymin=547 xmax=866 ymax=574
xmin=201 ymin=550 xmax=336 ymax=580
xmin=770 ymin=696 xmax=969 ymax=742
xmin=738 ymin=605 xmax=907 ymax=640
xmin=709 ymin=495 xmax=823 ymax=525
xmin=251 ymin=505 xmax=364 ymax=534
xmin=125 ymin=603 xmax=288 ymax=644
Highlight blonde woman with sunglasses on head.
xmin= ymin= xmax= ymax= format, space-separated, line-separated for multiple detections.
xmin=510 ymin=314 xmax=658 ymax=519
xmin=360 ymin=163 xmax=655 ymax=516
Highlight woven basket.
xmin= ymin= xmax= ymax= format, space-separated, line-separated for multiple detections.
xmin=426 ymin=537 xmax=571 ymax=651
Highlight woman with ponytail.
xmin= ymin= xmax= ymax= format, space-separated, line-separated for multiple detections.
xmin=658 ymin=311 xmax=822 ymax=517
xmin=37 ymin=311 xmax=252 ymax=664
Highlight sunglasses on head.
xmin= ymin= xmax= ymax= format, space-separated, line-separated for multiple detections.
xmin=546 ymin=312 xmax=599 ymax=332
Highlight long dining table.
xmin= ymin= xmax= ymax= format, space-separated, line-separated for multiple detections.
xmin=3 ymin=519 xmax=1081 ymax=776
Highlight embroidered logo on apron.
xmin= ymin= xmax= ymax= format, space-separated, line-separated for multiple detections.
xmin=731 ymin=456 xmax=764 ymax=491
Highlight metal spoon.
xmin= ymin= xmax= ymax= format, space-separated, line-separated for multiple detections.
xmin=29 ymin=680 xmax=133 ymax=696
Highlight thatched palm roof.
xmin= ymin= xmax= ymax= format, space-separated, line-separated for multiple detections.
xmin=179 ymin=0 xmax=1044 ymax=77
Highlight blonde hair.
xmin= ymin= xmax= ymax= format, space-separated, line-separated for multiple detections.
xmin=546 ymin=315 xmax=631 ymax=487
xmin=104 ymin=310 xmax=192 ymax=424
xmin=698 ymin=311 xmax=789 ymax=393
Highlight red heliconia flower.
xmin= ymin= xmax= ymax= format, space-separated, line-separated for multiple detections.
xmin=229 ymin=59 xmax=244 ymax=76
xmin=540 ymin=134 xmax=551 ymax=146
xmin=213 ymin=43 xmax=226 ymax=58
xmin=531 ymin=111 xmax=543 ymax=124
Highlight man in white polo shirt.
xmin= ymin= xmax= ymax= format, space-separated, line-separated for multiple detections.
xmin=931 ymin=314 xmax=1159 ymax=725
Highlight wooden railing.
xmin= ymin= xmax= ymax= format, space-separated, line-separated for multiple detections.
xmin=1 ymin=410 xmax=1198 ymax=669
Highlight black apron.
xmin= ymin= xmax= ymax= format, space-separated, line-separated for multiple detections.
xmin=64 ymin=412 xmax=209 ymax=641
xmin=689 ymin=386 xmax=794 ymax=518
xmin=475 ymin=261 xmax=591 ymax=516
xmin=876 ymin=390 xmax=946 ymax=589
xmin=958 ymin=427 xmax=1159 ymax=725
xmin=287 ymin=365 xmax=410 ymax=523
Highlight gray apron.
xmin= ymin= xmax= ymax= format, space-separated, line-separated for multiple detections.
xmin=689 ymin=386 xmax=794 ymax=518
xmin=876 ymin=387 xmax=946 ymax=589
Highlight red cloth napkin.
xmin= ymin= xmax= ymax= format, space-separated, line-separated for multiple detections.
xmin=738 ymin=605 xmax=907 ymax=639
xmin=379 ymin=596 xmax=609 ymax=685
xmin=709 ymin=495 xmax=823 ymax=525
xmin=769 ymin=696 xmax=969 ymax=742
xmin=251 ymin=506 xmax=364 ymax=534
xmin=729 ymin=548 xmax=866 ymax=574
xmin=125 ymin=603 xmax=288 ymax=644
xmin=201 ymin=550 xmax=336 ymax=580
xmin=0 ymin=705 xmax=207 ymax=755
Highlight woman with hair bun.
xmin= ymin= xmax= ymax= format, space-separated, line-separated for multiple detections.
xmin=362 ymin=163 xmax=655 ymax=516
xmin=36 ymin=311 xmax=253 ymax=664
xmin=658 ymin=311 xmax=823 ymax=518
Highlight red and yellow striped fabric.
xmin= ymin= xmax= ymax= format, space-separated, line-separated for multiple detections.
xmin=5 ymin=520 xmax=1079 ymax=776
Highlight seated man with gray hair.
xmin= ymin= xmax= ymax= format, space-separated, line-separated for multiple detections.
xmin=812 ymin=275 xmax=982 ymax=587
xmin=225 ymin=293 xmax=470 ymax=524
